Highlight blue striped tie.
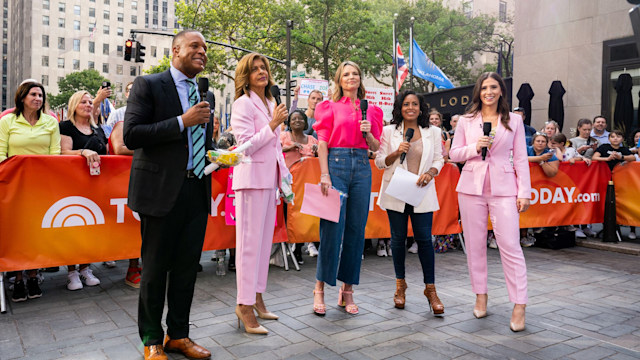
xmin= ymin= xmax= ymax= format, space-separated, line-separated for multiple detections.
xmin=187 ymin=80 xmax=205 ymax=179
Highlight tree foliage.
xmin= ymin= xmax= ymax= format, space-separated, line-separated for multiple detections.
xmin=48 ymin=70 xmax=110 ymax=109
xmin=144 ymin=55 xmax=172 ymax=75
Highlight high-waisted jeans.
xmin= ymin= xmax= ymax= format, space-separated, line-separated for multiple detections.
xmin=387 ymin=205 xmax=435 ymax=284
xmin=316 ymin=148 xmax=371 ymax=286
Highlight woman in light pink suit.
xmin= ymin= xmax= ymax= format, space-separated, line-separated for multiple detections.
xmin=230 ymin=53 xmax=290 ymax=334
xmin=449 ymin=72 xmax=531 ymax=332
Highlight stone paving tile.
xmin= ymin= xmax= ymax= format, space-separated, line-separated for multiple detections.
xmin=2 ymin=247 xmax=640 ymax=359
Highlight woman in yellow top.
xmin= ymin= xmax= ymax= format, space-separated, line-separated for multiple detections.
xmin=0 ymin=80 xmax=60 ymax=302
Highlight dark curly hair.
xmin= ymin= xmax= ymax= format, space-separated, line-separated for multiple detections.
xmin=391 ymin=90 xmax=429 ymax=129
xmin=285 ymin=109 xmax=308 ymax=130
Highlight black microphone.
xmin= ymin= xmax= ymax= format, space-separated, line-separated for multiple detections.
xmin=198 ymin=77 xmax=209 ymax=129
xmin=400 ymin=128 xmax=415 ymax=164
xmin=482 ymin=122 xmax=492 ymax=160
xmin=270 ymin=85 xmax=282 ymax=106
xmin=360 ymin=99 xmax=368 ymax=139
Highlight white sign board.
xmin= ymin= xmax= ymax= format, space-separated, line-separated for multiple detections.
xmin=299 ymin=79 xmax=330 ymax=99
xmin=365 ymin=87 xmax=394 ymax=122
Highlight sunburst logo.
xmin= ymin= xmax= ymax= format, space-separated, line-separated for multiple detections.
xmin=41 ymin=196 xmax=105 ymax=228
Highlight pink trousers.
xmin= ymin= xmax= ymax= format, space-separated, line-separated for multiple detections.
xmin=458 ymin=174 xmax=528 ymax=304
xmin=235 ymin=188 xmax=277 ymax=305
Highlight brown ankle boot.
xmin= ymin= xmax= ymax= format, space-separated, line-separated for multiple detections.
xmin=424 ymin=284 xmax=444 ymax=315
xmin=394 ymin=279 xmax=407 ymax=309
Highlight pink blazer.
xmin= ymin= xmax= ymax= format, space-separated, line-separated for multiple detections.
xmin=449 ymin=112 xmax=531 ymax=199
xmin=230 ymin=91 xmax=290 ymax=191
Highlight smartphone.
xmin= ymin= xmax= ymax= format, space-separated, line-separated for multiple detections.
xmin=102 ymin=81 xmax=111 ymax=88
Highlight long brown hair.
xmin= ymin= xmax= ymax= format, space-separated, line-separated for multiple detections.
xmin=234 ymin=53 xmax=274 ymax=101
xmin=331 ymin=61 xmax=366 ymax=102
xmin=13 ymin=81 xmax=46 ymax=119
xmin=466 ymin=72 xmax=511 ymax=131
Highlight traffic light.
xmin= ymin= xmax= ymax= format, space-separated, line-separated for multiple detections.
xmin=124 ymin=39 xmax=133 ymax=61
xmin=135 ymin=41 xmax=146 ymax=63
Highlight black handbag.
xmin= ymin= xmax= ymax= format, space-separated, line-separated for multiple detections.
xmin=533 ymin=227 xmax=576 ymax=249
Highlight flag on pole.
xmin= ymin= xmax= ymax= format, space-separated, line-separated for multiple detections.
xmin=411 ymin=40 xmax=454 ymax=89
xmin=395 ymin=42 xmax=409 ymax=92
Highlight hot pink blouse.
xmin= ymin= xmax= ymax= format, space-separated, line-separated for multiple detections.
xmin=313 ymin=97 xmax=383 ymax=149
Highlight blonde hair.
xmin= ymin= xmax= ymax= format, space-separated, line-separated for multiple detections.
xmin=331 ymin=61 xmax=366 ymax=102
xmin=234 ymin=53 xmax=274 ymax=101
xmin=67 ymin=90 xmax=97 ymax=127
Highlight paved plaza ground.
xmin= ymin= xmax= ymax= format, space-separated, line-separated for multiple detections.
xmin=1 ymin=242 xmax=639 ymax=360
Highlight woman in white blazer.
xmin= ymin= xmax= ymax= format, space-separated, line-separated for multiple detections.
xmin=375 ymin=90 xmax=445 ymax=314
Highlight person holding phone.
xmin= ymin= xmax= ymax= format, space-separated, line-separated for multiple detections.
xmin=528 ymin=133 xmax=559 ymax=177
xmin=570 ymin=118 xmax=598 ymax=159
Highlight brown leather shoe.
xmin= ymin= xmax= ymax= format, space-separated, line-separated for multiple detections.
xmin=144 ymin=345 xmax=167 ymax=360
xmin=394 ymin=279 xmax=407 ymax=309
xmin=424 ymin=284 xmax=444 ymax=315
xmin=164 ymin=336 xmax=211 ymax=359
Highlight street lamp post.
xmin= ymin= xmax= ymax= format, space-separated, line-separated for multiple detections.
xmin=392 ymin=13 xmax=398 ymax=95
xmin=286 ymin=20 xmax=293 ymax=109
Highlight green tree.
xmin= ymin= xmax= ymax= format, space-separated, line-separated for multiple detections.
xmin=175 ymin=0 xmax=286 ymax=88
xmin=49 ymin=70 xmax=110 ymax=109
xmin=144 ymin=55 xmax=171 ymax=74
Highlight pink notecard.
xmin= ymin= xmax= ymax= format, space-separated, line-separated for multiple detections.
xmin=300 ymin=183 xmax=341 ymax=223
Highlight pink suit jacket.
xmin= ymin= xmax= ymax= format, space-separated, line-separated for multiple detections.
xmin=449 ymin=112 xmax=531 ymax=199
xmin=230 ymin=91 xmax=290 ymax=191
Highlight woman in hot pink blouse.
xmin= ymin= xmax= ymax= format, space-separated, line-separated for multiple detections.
xmin=311 ymin=61 xmax=383 ymax=316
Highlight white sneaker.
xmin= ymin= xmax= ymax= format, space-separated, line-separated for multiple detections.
xmin=575 ymin=229 xmax=586 ymax=238
xmin=67 ymin=270 xmax=83 ymax=291
xmin=408 ymin=242 xmax=418 ymax=254
xmin=307 ymin=243 xmax=318 ymax=257
xmin=80 ymin=267 xmax=101 ymax=286
xmin=103 ymin=261 xmax=116 ymax=268
xmin=376 ymin=241 xmax=387 ymax=257
xmin=488 ymin=233 xmax=497 ymax=249
xmin=629 ymin=232 xmax=637 ymax=240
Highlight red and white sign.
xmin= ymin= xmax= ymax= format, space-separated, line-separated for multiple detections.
xmin=365 ymin=87 xmax=395 ymax=122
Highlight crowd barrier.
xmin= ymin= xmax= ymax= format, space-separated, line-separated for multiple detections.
xmin=0 ymin=155 xmax=638 ymax=272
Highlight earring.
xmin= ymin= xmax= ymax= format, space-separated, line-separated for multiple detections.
xmin=419 ymin=111 xmax=422 ymax=115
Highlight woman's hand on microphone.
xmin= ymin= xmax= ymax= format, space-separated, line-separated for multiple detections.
xmin=396 ymin=141 xmax=410 ymax=157
xmin=359 ymin=120 xmax=371 ymax=134
xmin=476 ymin=136 xmax=491 ymax=153
xmin=269 ymin=103 xmax=288 ymax=131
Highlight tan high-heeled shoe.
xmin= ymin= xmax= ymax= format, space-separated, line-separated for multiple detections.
xmin=424 ymin=284 xmax=444 ymax=315
xmin=253 ymin=305 xmax=279 ymax=320
xmin=394 ymin=279 xmax=407 ymax=309
xmin=235 ymin=305 xmax=268 ymax=334
xmin=510 ymin=304 xmax=526 ymax=332
xmin=473 ymin=294 xmax=488 ymax=319
xmin=338 ymin=286 xmax=358 ymax=315
xmin=313 ymin=289 xmax=326 ymax=316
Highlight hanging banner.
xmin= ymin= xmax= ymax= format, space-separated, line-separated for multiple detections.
xmin=285 ymin=159 xmax=462 ymax=243
xmin=0 ymin=155 xmax=286 ymax=272
xmin=365 ymin=87 xmax=395 ymax=122
xmin=298 ymin=79 xmax=329 ymax=98
xmin=518 ymin=162 xmax=610 ymax=228
xmin=613 ymin=162 xmax=640 ymax=226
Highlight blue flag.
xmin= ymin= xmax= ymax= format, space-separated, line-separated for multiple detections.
xmin=412 ymin=40 xmax=454 ymax=89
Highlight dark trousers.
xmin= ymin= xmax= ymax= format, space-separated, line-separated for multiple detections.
xmin=138 ymin=177 xmax=208 ymax=346
xmin=387 ymin=205 xmax=435 ymax=284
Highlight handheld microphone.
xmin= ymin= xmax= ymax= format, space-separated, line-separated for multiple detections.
xmin=270 ymin=85 xmax=282 ymax=106
xmin=482 ymin=122 xmax=492 ymax=160
xmin=360 ymin=99 xmax=368 ymax=139
xmin=400 ymin=128 xmax=415 ymax=164
xmin=198 ymin=77 xmax=209 ymax=129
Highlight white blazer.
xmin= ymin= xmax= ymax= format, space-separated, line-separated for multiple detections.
xmin=375 ymin=123 xmax=444 ymax=213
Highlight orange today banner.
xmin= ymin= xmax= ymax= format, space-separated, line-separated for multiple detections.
xmin=285 ymin=158 xmax=462 ymax=243
xmin=0 ymin=155 xmax=286 ymax=272
xmin=613 ymin=162 xmax=640 ymax=226
xmin=518 ymin=162 xmax=610 ymax=228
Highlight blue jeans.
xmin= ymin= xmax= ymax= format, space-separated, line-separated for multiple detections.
xmin=316 ymin=148 xmax=371 ymax=286
xmin=387 ymin=205 xmax=435 ymax=284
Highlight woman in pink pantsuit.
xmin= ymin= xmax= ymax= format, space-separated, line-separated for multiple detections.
xmin=231 ymin=53 xmax=290 ymax=334
xmin=449 ymin=72 xmax=531 ymax=332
